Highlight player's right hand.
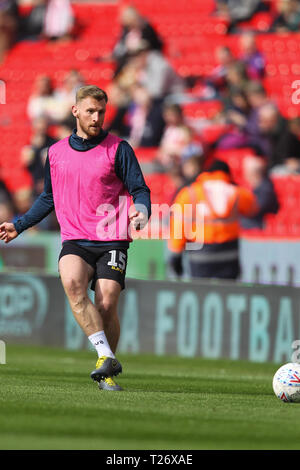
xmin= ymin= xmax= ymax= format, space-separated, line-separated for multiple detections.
xmin=0 ymin=222 xmax=18 ymax=243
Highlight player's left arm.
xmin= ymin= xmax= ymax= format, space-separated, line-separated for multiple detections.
xmin=115 ymin=140 xmax=151 ymax=230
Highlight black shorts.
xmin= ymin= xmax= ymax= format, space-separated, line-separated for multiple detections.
xmin=58 ymin=241 xmax=128 ymax=291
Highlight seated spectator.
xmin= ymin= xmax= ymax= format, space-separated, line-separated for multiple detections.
xmin=246 ymin=103 xmax=288 ymax=166
xmin=53 ymin=70 xmax=85 ymax=121
xmin=127 ymin=42 xmax=185 ymax=101
xmin=180 ymin=143 xmax=204 ymax=185
xmin=271 ymin=117 xmax=300 ymax=173
xmin=20 ymin=0 xmax=47 ymax=41
xmin=245 ymin=80 xmax=269 ymax=110
xmin=43 ymin=0 xmax=74 ymax=41
xmin=224 ymin=86 xmax=251 ymax=128
xmin=206 ymin=46 xmax=236 ymax=95
xmin=215 ymin=83 xmax=251 ymax=149
xmin=12 ymin=188 xmax=33 ymax=218
xmin=0 ymin=0 xmax=19 ymax=62
xmin=20 ymin=116 xmax=56 ymax=196
xmin=270 ymin=0 xmax=300 ymax=32
xmin=215 ymin=0 xmax=270 ymax=31
xmin=225 ymin=61 xmax=249 ymax=91
xmin=55 ymin=115 xmax=76 ymax=140
xmin=27 ymin=74 xmax=73 ymax=123
xmin=0 ymin=182 xmax=14 ymax=224
xmin=27 ymin=74 xmax=55 ymax=121
xmin=239 ymin=31 xmax=265 ymax=80
xmin=127 ymin=84 xmax=165 ymax=148
xmin=244 ymin=80 xmax=271 ymax=135
xmin=216 ymin=82 xmax=280 ymax=152
xmin=112 ymin=5 xmax=163 ymax=76
xmin=0 ymin=199 xmax=14 ymax=224
xmin=105 ymin=83 xmax=131 ymax=137
xmin=157 ymin=103 xmax=192 ymax=168
xmin=271 ymin=156 xmax=300 ymax=175
xmin=241 ymin=155 xmax=279 ymax=229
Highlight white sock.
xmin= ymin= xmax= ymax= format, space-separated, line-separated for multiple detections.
xmin=88 ymin=331 xmax=115 ymax=359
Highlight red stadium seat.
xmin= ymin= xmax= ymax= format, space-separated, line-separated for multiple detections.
xmin=134 ymin=148 xmax=158 ymax=163
xmin=211 ymin=148 xmax=256 ymax=185
xmin=144 ymin=173 xmax=177 ymax=205
xmin=182 ymin=101 xmax=223 ymax=120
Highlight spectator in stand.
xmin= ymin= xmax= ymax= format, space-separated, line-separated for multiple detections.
xmin=0 ymin=182 xmax=14 ymax=224
xmin=219 ymin=80 xmax=276 ymax=152
xmin=112 ymin=5 xmax=163 ymax=77
xmin=12 ymin=188 xmax=33 ymax=221
xmin=27 ymin=74 xmax=77 ymax=124
xmin=224 ymin=86 xmax=251 ymax=128
xmin=157 ymin=103 xmax=192 ymax=169
xmin=214 ymin=71 xmax=252 ymax=150
xmin=0 ymin=0 xmax=19 ymax=62
xmin=225 ymin=61 xmax=249 ymax=92
xmin=53 ymin=69 xmax=85 ymax=121
xmin=271 ymin=117 xmax=300 ymax=174
xmin=168 ymin=159 xmax=259 ymax=280
xmin=243 ymin=80 xmax=270 ymax=136
xmin=20 ymin=0 xmax=47 ymax=40
xmin=180 ymin=143 xmax=204 ymax=185
xmin=27 ymin=74 xmax=55 ymax=121
xmin=107 ymin=40 xmax=185 ymax=135
xmin=105 ymin=81 xmax=132 ymax=137
xmin=43 ymin=0 xmax=74 ymax=41
xmin=246 ymin=102 xmax=288 ymax=166
xmin=241 ymin=155 xmax=279 ymax=229
xmin=0 ymin=199 xmax=14 ymax=225
xmin=215 ymin=80 xmax=273 ymax=151
xmin=20 ymin=116 xmax=56 ymax=197
xmin=206 ymin=46 xmax=236 ymax=95
xmin=239 ymin=31 xmax=266 ymax=80
xmin=54 ymin=115 xmax=76 ymax=140
xmin=215 ymin=0 xmax=270 ymax=32
xmin=126 ymin=42 xmax=185 ymax=102
xmin=127 ymin=84 xmax=165 ymax=148
xmin=270 ymin=0 xmax=300 ymax=32
xmin=245 ymin=80 xmax=269 ymax=111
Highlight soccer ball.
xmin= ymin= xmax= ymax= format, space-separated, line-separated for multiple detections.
xmin=273 ymin=363 xmax=300 ymax=403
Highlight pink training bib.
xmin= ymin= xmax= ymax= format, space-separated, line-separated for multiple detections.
xmin=48 ymin=133 xmax=132 ymax=243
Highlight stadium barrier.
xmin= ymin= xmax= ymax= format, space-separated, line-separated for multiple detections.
xmin=1 ymin=232 xmax=300 ymax=286
xmin=0 ymin=272 xmax=299 ymax=364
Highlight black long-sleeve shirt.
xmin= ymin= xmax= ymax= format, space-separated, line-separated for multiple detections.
xmin=14 ymin=129 xmax=151 ymax=248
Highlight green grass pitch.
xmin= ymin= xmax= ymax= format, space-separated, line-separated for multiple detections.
xmin=0 ymin=344 xmax=300 ymax=450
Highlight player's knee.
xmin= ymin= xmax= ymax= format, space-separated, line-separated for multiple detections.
xmin=96 ymin=298 xmax=116 ymax=323
xmin=63 ymin=277 xmax=86 ymax=303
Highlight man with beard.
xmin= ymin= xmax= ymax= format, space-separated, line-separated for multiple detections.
xmin=0 ymin=86 xmax=151 ymax=392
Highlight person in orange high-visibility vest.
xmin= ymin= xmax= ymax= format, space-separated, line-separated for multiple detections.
xmin=168 ymin=160 xmax=259 ymax=279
